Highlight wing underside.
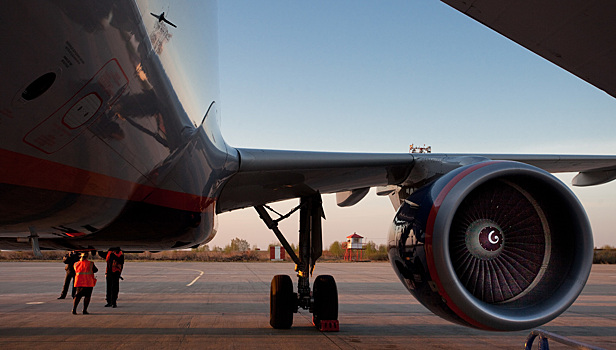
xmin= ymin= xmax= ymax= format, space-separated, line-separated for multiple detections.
xmin=440 ymin=0 xmax=616 ymax=98
xmin=216 ymin=149 xmax=616 ymax=213
xmin=216 ymin=149 xmax=414 ymax=212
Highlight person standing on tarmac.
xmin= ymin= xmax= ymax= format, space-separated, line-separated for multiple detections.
xmin=102 ymin=247 xmax=124 ymax=308
xmin=58 ymin=250 xmax=79 ymax=299
xmin=72 ymin=252 xmax=98 ymax=315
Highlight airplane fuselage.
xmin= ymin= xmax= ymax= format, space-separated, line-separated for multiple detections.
xmin=0 ymin=1 xmax=236 ymax=250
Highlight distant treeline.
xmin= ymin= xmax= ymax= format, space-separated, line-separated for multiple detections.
xmin=1 ymin=247 xmax=615 ymax=263
xmin=594 ymin=247 xmax=616 ymax=264
xmin=0 ymin=249 xmax=387 ymax=262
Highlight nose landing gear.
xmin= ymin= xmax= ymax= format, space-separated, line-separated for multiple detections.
xmin=255 ymin=194 xmax=339 ymax=331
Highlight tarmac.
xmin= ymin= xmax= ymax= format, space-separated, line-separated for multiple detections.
xmin=0 ymin=261 xmax=614 ymax=349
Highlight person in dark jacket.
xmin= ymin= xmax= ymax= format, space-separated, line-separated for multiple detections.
xmin=58 ymin=251 xmax=79 ymax=299
xmin=101 ymin=247 xmax=124 ymax=308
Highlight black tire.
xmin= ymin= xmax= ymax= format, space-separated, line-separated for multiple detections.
xmin=312 ymin=275 xmax=338 ymax=322
xmin=270 ymin=274 xmax=294 ymax=329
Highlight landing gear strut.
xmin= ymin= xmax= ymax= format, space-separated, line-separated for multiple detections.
xmin=255 ymin=194 xmax=339 ymax=331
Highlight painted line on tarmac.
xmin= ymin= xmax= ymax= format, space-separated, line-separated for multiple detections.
xmin=186 ymin=270 xmax=204 ymax=287
xmin=167 ymin=267 xmax=205 ymax=287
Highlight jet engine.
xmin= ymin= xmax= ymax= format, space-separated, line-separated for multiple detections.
xmin=387 ymin=160 xmax=593 ymax=331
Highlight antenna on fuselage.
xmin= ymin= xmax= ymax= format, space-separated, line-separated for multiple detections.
xmin=409 ymin=144 xmax=432 ymax=153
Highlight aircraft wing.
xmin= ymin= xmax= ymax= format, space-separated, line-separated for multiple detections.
xmin=216 ymin=148 xmax=616 ymax=212
xmin=217 ymin=148 xmax=414 ymax=212
xmin=218 ymin=1 xmax=616 ymax=213
xmin=441 ymin=0 xmax=616 ymax=98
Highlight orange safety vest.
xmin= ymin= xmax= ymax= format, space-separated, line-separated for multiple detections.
xmin=74 ymin=260 xmax=97 ymax=287
xmin=106 ymin=251 xmax=123 ymax=274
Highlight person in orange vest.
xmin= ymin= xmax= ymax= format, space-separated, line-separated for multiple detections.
xmin=72 ymin=251 xmax=98 ymax=315
xmin=102 ymin=247 xmax=124 ymax=308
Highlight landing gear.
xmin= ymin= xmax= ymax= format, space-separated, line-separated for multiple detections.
xmin=312 ymin=274 xmax=338 ymax=331
xmin=270 ymin=275 xmax=296 ymax=329
xmin=256 ymin=194 xmax=339 ymax=331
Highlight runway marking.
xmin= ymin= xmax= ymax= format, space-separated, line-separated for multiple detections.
xmin=186 ymin=270 xmax=204 ymax=287
xmin=168 ymin=268 xmax=205 ymax=287
xmin=26 ymin=302 xmax=44 ymax=305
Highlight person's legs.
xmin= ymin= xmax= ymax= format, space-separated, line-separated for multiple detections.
xmin=76 ymin=288 xmax=92 ymax=314
xmin=59 ymin=271 xmax=71 ymax=298
xmin=83 ymin=296 xmax=91 ymax=314
xmin=105 ymin=275 xmax=113 ymax=306
xmin=72 ymin=296 xmax=81 ymax=314
xmin=73 ymin=287 xmax=86 ymax=314
xmin=70 ymin=274 xmax=75 ymax=298
xmin=111 ymin=275 xmax=119 ymax=306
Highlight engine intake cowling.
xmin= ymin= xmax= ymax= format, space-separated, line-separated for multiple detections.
xmin=387 ymin=161 xmax=593 ymax=331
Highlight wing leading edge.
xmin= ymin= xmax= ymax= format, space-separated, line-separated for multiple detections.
xmin=216 ymin=148 xmax=616 ymax=213
xmin=216 ymin=148 xmax=414 ymax=212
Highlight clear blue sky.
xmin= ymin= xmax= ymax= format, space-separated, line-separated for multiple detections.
xmin=210 ymin=1 xmax=616 ymax=249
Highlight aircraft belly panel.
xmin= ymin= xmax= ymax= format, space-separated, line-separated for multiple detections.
xmin=0 ymin=1 xmax=231 ymax=249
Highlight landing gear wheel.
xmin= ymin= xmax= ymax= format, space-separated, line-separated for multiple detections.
xmin=312 ymin=275 xmax=338 ymax=326
xmin=270 ymin=274 xmax=295 ymax=329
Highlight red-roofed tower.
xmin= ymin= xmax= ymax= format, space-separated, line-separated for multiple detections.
xmin=344 ymin=233 xmax=365 ymax=261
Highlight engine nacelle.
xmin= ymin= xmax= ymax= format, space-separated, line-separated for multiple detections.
xmin=388 ymin=161 xmax=593 ymax=331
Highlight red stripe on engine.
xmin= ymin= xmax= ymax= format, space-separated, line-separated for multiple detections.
xmin=425 ymin=161 xmax=498 ymax=330
xmin=0 ymin=148 xmax=214 ymax=212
